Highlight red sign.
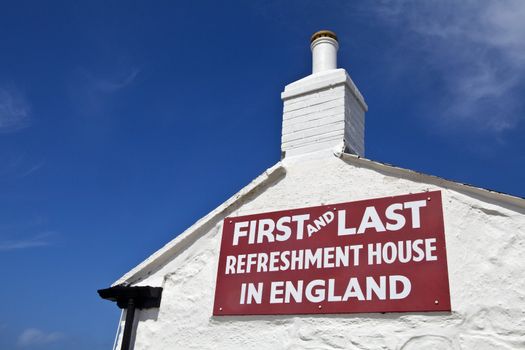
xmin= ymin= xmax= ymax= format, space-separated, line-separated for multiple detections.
xmin=213 ymin=191 xmax=451 ymax=315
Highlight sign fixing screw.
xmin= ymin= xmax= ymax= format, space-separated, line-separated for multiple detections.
xmin=318 ymin=305 xmax=322 ymax=309
xmin=434 ymin=300 xmax=439 ymax=305
xmin=219 ymin=307 xmax=223 ymax=311
xmin=427 ymin=197 xmax=431 ymax=201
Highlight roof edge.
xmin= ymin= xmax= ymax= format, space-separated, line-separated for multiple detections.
xmin=112 ymin=162 xmax=286 ymax=286
xmin=336 ymin=151 xmax=525 ymax=213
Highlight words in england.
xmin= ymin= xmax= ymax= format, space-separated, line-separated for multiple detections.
xmin=213 ymin=191 xmax=451 ymax=315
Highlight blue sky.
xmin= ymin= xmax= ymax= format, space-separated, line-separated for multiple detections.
xmin=0 ymin=1 xmax=524 ymax=349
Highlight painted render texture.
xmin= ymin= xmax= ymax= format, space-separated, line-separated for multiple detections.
xmin=113 ymin=150 xmax=525 ymax=350
xmin=111 ymin=32 xmax=525 ymax=349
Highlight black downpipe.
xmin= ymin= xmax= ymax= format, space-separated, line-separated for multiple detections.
xmin=98 ymin=285 xmax=162 ymax=350
xmin=121 ymin=298 xmax=136 ymax=350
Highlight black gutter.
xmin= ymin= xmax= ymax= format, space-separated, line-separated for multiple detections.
xmin=98 ymin=285 xmax=162 ymax=350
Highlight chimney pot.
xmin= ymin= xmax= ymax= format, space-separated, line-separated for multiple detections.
xmin=310 ymin=30 xmax=339 ymax=74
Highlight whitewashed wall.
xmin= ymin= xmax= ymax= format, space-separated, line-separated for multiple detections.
xmin=116 ymin=152 xmax=525 ymax=350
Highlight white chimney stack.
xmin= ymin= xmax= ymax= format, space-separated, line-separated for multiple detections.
xmin=311 ymin=31 xmax=339 ymax=74
xmin=281 ymin=30 xmax=367 ymax=158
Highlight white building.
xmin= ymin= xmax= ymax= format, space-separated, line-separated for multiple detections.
xmin=100 ymin=31 xmax=525 ymax=350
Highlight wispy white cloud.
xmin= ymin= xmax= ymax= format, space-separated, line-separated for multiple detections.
xmin=0 ymin=232 xmax=55 ymax=251
xmin=0 ymin=87 xmax=31 ymax=133
xmin=17 ymin=328 xmax=64 ymax=347
xmin=0 ymin=152 xmax=45 ymax=179
xmin=372 ymin=0 xmax=525 ymax=133
xmin=69 ymin=66 xmax=140 ymax=117
xmin=19 ymin=159 xmax=46 ymax=178
xmin=92 ymin=68 xmax=140 ymax=94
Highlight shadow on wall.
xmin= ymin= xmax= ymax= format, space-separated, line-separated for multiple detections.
xmin=138 ymin=307 xmax=160 ymax=322
xmin=125 ymin=307 xmax=161 ymax=350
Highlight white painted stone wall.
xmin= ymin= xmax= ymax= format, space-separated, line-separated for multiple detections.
xmin=115 ymin=151 xmax=525 ymax=350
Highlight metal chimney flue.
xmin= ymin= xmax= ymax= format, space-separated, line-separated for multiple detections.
xmin=310 ymin=30 xmax=339 ymax=74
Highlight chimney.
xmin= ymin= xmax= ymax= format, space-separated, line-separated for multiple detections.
xmin=281 ymin=30 xmax=368 ymax=158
